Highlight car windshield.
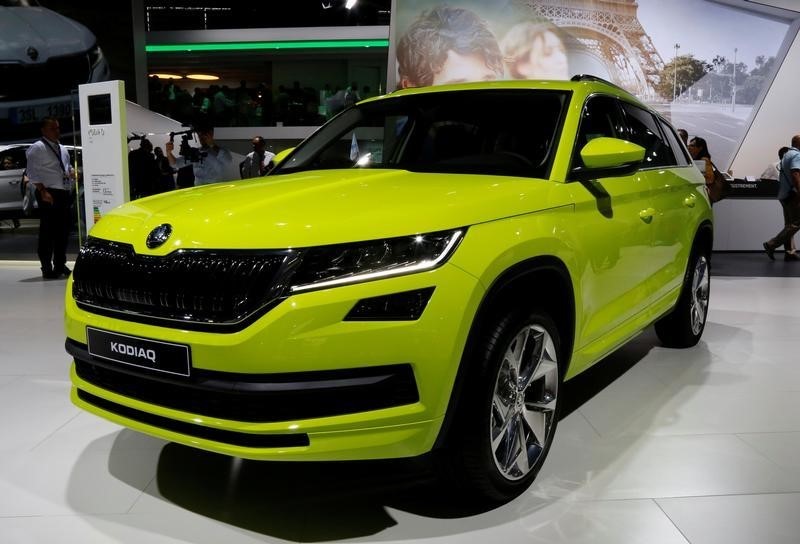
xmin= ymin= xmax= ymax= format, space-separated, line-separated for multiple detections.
xmin=272 ymin=89 xmax=569 ymax=179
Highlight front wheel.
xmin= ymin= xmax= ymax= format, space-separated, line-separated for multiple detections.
xmin=655 ymin=249 xmax=710 ymax=348
xmin=444 ymin=309 xmax=562 ymax=504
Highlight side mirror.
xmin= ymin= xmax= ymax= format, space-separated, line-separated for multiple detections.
xmin=270 ymin=147 xmax=295 ymax=168
xmin=571 ymin=137 xmax=645 ymax=180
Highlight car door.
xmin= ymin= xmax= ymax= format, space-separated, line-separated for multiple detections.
xmin=619 ymin=102 xmax=699 ymax=302
xmin=568 ymin=95 xmax=658 ymax=346
xmin=0 ymin=146 xmax=28 ymax=213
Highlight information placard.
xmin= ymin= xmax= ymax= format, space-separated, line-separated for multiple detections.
xmin=78 ymin=80 xmax=129 ymax=233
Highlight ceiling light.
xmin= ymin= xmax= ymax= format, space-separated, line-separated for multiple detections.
xmin=149 ymin=73 xmax=183 ymax=79
xmin=345 ymin=0 xmax=357 ymax=8
xmin=186 ymin=74 xmax=220 ymax=81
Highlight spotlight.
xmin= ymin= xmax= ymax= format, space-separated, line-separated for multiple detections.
xmin=186 ymin=74 xmax=220 ymax=81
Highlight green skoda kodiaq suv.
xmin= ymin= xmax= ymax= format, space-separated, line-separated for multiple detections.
xmin=65 ymin=76 xmax=713 ymax=504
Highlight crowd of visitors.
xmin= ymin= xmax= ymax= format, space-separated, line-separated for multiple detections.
xmin=148 ymin=77 xmax=374 ymax=128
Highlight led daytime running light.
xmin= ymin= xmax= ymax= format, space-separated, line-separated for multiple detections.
xmin=290 ymin=230 xmax=463 ymax=293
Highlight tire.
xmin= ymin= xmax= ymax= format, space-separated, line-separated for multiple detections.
xmin=655 ymin=248 xmax=710 ymax=348
xmin=444 ymin=308 xmax=562 ymax=504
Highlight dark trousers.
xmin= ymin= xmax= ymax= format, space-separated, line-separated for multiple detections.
xmin=780 ymin=197 xmax=798 ymax=252
xmin=37 ymin=188 xmax=72 ymax=273
xmin=769 ymin=193 xmax=800 ymax=251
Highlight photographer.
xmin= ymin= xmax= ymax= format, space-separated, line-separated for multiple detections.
xmin=128 ymin=138 xmax=159 ymax=199
xmin=165 ymin=124 xmax=232 ymax=186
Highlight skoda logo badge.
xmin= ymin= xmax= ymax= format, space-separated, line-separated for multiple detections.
xmin=146 ymin=224 xmax=172 ymax=249
xmin=26 ymin=47 xmax=39 ymax=61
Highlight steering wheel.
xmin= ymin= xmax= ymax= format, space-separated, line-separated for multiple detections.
xmin=495 ymin=151 xmax=535 ymax=167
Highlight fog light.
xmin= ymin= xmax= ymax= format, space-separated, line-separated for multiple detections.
xmin=345 ymin=287 xmax=435 ymax=321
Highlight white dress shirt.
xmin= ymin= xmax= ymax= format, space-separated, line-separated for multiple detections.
xmin=25 ymin=138 xmax=74 ymax=190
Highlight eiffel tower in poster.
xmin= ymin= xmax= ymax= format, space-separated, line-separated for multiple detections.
xmin=520 ymin=0 xmax=664 ymax=99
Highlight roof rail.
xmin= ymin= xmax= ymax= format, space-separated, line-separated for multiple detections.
xmin=570 ymin=74 xmax=629 ymax=94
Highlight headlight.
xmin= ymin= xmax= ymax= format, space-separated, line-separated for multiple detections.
xmin=88 ymin=44 xmax=104 ymax=67
xmin=289 ymin=229 xmax=464 ymax=293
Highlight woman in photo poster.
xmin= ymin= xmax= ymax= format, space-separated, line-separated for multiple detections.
xmin=501 ymin=20 xmax=570 ymax=80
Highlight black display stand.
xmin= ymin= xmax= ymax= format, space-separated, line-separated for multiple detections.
xmin=725 ymin=178 xmax=779 ymax=199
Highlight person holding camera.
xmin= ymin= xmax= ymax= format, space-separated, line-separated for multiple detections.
xmin=165 ymin=124 xmax=232 ymax=186
xmin=128 ymin=138 xmax=160 ymax=199
xmin=25 ymin=117 xmax=75 ymax=279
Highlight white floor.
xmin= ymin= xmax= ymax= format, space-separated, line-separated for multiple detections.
xmin=1 ymin=262 xmax=799 ymax=544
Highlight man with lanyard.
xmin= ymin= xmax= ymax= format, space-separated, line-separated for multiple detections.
xmin=25 ymin=117 xmax=75 ymax=279
xmin=165 ymin=124 xmax=232 ymax=186
xmin=240 ymin=136 xmax=275 ymax=179
xmin=764 ymin=134 xmax=800 ymax=261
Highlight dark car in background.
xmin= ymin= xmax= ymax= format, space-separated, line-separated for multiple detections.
xmin=0 ymin=0 xmax=110 ymax=143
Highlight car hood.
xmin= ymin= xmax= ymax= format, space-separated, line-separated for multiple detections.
xmin=91 ymin=169 xmax=563 ymax=254
xmin=0 ymin=7 xmax=94 ymax=62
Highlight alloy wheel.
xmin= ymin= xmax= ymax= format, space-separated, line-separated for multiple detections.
xmin=690 ymin=255 xmax=710 ymax=335
xmin=489 ymin=324 xmax=559 ymax=481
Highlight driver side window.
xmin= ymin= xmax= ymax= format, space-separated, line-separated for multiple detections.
xmin=573 ymin=96 xmax=626 ymax=169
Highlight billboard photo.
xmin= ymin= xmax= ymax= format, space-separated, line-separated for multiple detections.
xmin=390 ymin=0 xmax=792 ymax=169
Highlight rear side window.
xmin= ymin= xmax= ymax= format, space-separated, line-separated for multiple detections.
xmin=0 ymin=146 xmax=27 ymax=170
xmin=658 ymin=119 xmax=692 ymax=166
xmin=620 ymin=102 xmax=676 ymax=168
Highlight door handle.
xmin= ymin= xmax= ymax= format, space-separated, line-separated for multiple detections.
xmin=683 ymin=194 xmax=696 ymax=208
xmin=639 ymin=207 xmax=655 ymax=223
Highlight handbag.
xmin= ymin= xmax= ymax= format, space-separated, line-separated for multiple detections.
xmin=707 ymin=163 xmax=729 ymax=203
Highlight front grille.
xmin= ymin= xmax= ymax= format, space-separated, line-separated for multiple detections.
xmin=72 ymin=238 xmax=292 ymax=331
xmin=0 ymin=52 xmax=92 ymax=101
xmin=69 ymin=340 xmax=419 ymax=423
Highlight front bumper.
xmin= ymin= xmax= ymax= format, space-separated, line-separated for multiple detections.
xmin=66 ymin=261 xmax=484 ymax=461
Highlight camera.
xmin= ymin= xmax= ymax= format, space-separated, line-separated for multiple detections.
xmin=169 ymin=128 xmax=207 ymax=163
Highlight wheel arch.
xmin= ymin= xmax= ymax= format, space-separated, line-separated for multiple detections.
xmin=694 ymin=219 xmax=713 ymax=257
xmin=433 ymin=255 xmax=575 ymax=449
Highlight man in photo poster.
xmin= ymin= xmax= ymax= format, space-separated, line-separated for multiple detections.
xmin=396 ymin=4 xmax=505 ymax=88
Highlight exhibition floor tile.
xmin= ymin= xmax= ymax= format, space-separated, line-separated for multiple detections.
xmin=736 ymin=432 xmax=800 ymax=469
xmin=580 ymin=369 xmax=800 ymax=436
xmin=1 ymin=263 xmax=799 ymax=543
xmin=657 ymin=493 xmax=800 ymax=544
xmin=530 ymin=433 xmax=800 ymax=501
xmin=0 ymin=375 xmax=78 ymax=454
xmin=0 ymin=446 xmax=154 ymax=517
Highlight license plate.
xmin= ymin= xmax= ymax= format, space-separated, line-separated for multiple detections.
xmin=86 ymin=327 xmax=191 ymax=376
xmin=10 ymin=101 xmax=72 ymax=125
